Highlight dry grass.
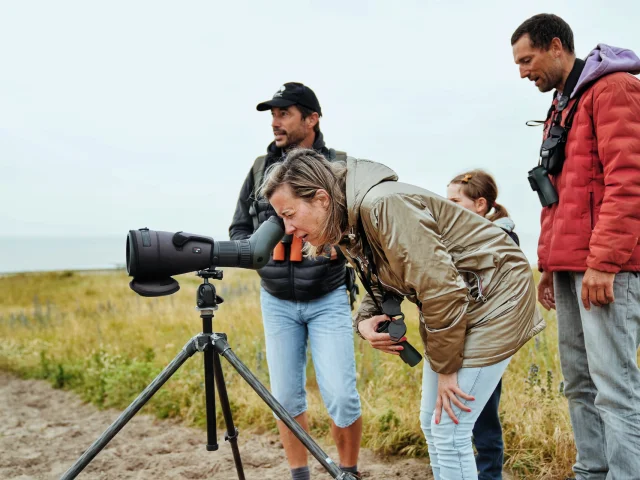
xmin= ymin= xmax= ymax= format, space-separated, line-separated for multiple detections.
xmin=0 ymin=269 xmax=578 ymax=478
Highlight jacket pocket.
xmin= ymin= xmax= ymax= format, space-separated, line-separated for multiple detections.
xmin=469 ymin=298 xmax=518 ymax=330
xmin=423 ymin=309 xmax=466 ymax=334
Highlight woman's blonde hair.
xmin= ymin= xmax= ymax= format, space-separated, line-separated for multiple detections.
xmin=261 ymin=148 xmax=348 ymax=257
xmin=448 ymin=169 xmax=509 ymax=221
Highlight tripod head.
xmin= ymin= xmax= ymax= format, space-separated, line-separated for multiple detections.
xmin=196 ymin=268 xmax=224 ymax=312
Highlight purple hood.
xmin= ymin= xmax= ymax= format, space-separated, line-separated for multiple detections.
xmin=571 ymin=44 xmax=640 ymax=98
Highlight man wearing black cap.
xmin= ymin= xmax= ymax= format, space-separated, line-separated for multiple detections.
xmin=229 ymin=83 xmax=362 ymax=480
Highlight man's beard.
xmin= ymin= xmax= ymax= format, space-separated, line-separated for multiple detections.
xmin=284 ymin=139 xmax=304 ymax=152
xmin=541 ymin=69 xmax=565 ymax=93
xmin=275 ymin=126 xmax=308 ymax=151
xmin=538 ymin=81 xmax=554 ymax=93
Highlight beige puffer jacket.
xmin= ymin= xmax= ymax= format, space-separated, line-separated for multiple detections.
xmin=339 ymin=157 xmax=545 ymax=374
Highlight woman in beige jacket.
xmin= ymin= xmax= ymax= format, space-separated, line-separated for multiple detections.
xmin=262 ymin=149 xmax=544 ymax=480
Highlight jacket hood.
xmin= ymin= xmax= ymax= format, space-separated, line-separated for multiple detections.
xmin=572 ymin=44 xmax=640 ymax=97
xmin=493 ymin=216 xmax=515 ymax=232
xmin=345 ymin=157 xmax=398 ymax=228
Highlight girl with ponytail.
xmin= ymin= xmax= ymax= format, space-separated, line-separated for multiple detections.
xmin=446 ymin=169 xmax=519 ymax=479
xmin=447 ymin=170 xmax=520 ymax=246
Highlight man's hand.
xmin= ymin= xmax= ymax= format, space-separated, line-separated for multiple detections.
xmin=357 ymin=315 xmax=406 ymax=355
xmin=581 ymin=268 xmax=616 ymax=310
xmin=537 ymin=271 xmax=556 ymax=311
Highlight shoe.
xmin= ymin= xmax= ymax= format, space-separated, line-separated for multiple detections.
xmin=342 ymin=471 xmax=362 ymax=479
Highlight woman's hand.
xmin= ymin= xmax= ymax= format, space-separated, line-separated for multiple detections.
xmin=435 ymin=371 xmax=475 ymax=425
xmin=357 ymin=315 xmax=406 ymax=355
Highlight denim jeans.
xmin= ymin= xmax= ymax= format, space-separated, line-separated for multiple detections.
xmin=554 ymin=271 xmax=640 ymax=480
xmin=473 ymin=379 xmax=504 ymax=480
xmin=260 ymin=286 xmax=361 ymax=428
xmin=420 ymin=358 xmax=511 ymax=480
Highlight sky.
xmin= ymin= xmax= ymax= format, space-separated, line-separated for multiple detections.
xmin=1 ymin=0 xmax=639 ymax=264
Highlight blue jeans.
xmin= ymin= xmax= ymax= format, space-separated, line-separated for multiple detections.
xmin=420 ymin=358 xmax=511 ymax=480
xmin=473 ymin=379 xmax=504 ymax=480
xmin=554 ymin=271 xmax=640 ymax=480
xmin=260 ymin=286 xmax=361 ymax=428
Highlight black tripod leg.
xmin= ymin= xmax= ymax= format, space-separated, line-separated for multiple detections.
xmin=213 ymin=334 xmax=353 ymax=480
xmin=59 ymin=337 xmax=200 ymax=480
xmin=213 ymin=351 xmax=246 ymax=480
xmin=204 ymin=344 xmax=218 ymax=451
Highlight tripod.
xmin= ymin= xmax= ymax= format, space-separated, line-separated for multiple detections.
xmin=60 ymin=268 xmax=358 ymax=480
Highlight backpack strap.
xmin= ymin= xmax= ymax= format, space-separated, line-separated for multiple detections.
xmin=248 ymin=155 xmax=267 ymax=231
xmin=328 ymin=149 xmax=348 ymax=162
xmin=251 ymin=155 xmax=267 ymax=197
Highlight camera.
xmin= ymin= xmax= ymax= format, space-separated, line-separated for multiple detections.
xmin=126 ymin=216 xmax=284 ymax=297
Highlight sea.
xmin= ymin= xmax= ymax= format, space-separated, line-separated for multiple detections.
xmin=0 ymin=236 xmax=126 ymax=274
xmin=0 ymin=232 xmax=540 ymax=275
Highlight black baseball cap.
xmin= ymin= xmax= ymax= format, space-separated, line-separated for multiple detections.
xmin=256 ymin=82 xmax=322 ymax=116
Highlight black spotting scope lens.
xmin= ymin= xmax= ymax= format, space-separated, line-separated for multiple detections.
xmin=126 ymin=216 xmax=284 ymax=297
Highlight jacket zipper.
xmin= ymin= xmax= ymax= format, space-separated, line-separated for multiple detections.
xmin=458 ymin=269 xmax=488 ymax=303
xmin=287 ymin=243 xmax=296 ymax=301
xmin=589 ymin=192 xmax=594 ymax=231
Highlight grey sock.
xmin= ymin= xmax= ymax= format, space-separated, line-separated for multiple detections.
xmin=291 ymin=465 xmax=310 ymax=480
xmin=340 ymin=464 xmax=358 ymax=474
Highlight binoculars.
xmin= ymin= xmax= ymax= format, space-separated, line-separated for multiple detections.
xmin=528 ymin=165 xmax=559 ymax=208
xmin=376 ymin=319 xmax=423 ymax=367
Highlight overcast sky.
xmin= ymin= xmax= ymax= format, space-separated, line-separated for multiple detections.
xmin=1 ymin=0 xmax=639 ymax=263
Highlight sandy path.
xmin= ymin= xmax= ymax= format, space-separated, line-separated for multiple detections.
xmin=0 ymin=372 xmax=431 ymax=479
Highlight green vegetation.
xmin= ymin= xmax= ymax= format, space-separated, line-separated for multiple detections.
xmin=1 ymin=269 xmax=576 ymax=478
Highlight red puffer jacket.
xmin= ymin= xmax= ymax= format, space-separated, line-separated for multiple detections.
xmin=538 ymin=69 xmax=640 ymax=273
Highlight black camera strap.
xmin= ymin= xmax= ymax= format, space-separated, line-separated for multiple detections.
xmin=550 ymin=58 xmax=586 ymax=124
xmin=349 ymin=217 xmax=407 ymax=341
xmin=526 ymin=58 xmax=586 ymax=127
xmin=527 ymin=60 xmax=588 ymax=207
xmin=538 ymin=58 xmax=588 ymax=175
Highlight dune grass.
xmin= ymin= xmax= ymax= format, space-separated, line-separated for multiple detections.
xmin=1 ymin=269 xmax=577 ymax=478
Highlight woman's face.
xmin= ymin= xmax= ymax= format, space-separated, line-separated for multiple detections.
xmin=446 ymin=183 xmax=488 ymax=217
xmin=269 ymin=184 xmax=330 ymax=246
